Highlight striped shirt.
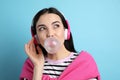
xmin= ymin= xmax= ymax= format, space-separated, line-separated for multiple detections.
xmin=43 ymin=52 xmax=79 ymax=78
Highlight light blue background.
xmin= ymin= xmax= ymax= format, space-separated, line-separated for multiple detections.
xmin=0 ymin=0 xmax=120 ymax=80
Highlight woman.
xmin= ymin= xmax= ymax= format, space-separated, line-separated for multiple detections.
xmin=20 ymin=7 xmax=100 ymax=80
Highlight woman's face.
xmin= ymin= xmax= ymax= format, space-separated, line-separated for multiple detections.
xmin=36 ymin=13 xmax=65 ymax=48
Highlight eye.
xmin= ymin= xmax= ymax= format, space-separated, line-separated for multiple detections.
xmin=38 ymin=26 xmax=47 ymax=31
xmin=53 ymin=24 xmax=60 ymax=29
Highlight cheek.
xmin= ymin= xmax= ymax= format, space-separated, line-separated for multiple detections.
xmin=57 ymin=30 xmax=65 ymax=43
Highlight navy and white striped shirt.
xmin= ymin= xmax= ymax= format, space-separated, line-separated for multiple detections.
xmin=43 ymin=52 xmax=78 ymax=78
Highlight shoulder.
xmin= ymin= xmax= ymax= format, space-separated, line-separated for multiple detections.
xmin=74 ymin=50 xmax=96 ymax=64
xmin=23 ymin=58 xmax=34 ymax=68
xmin=79 ymin=50 xmax=93 ymax=58
xmin=73 ymin=50 xmax=99 ymax=72
xmin=20 ymin=58 xmax=34 ymax=80
xmin=78 ymin=51 xmax=100 ymax=79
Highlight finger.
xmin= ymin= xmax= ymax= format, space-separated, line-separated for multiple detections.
xmin=27 ymin=38 xmax=32 ymax=46
xmin=25 ymin=39 xmax=34 ymax=54
xmin=25 ymin=39 xmax=32 ymax=52
xmin=25 ymin=44 xmax=30 ymax=55
xmin=29 ymin=38 xmax=34 ymax=47
xmin=29 ymin=38 xmax=36 ymax=52
xmin=25 ymin=43 xmax=35 ymax=59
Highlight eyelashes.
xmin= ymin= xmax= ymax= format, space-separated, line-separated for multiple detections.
xmin=38 ymin=26 xmax=47 ymax=31
xmin=53 ymin=24 xmax=60 ymax=29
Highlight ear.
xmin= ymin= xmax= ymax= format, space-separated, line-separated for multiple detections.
xmin=31 ymin=27 xmax=39 ymax=45
xmin=34 ymin=35 xmax=40 ymax=44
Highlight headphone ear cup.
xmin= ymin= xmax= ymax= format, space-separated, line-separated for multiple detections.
xmin=34 ymin=35 xmax=39 ymax=44
xmin=64 ymin=29 xmax=68 ymax=40
xmin=65 ymin=20 xmax=70 ymax=40
xmin=31 ymin=26 xmax=35 ymax=37
xmin=31 ymin=27 xmax=39 ymax=45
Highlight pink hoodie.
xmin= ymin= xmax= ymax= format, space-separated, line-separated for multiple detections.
xmin=20 ymin=51 xmax=100 ymax=80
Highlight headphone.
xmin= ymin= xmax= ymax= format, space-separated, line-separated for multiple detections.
xmin=65 ymin=20 xmax=71 ymax=40
xmin=31 ymin=20 xmax=71 ymax=44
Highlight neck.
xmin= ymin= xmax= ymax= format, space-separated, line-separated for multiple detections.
xmin=47 ymin=45 xmax=71 ymax=60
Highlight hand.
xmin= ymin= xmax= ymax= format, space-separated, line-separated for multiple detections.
xmin=25 ymin=38 xmax=45 ymax=66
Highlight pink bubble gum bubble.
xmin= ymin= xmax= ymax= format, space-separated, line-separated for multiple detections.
xmin=44 ymin=37 xmax=60 ymax=54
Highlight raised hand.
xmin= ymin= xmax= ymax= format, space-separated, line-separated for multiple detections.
xmin=25 ymin=38 xmax=45 ymax=66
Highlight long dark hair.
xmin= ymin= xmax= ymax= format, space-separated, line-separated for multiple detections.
xmin=31 ymin=7 xmax=77 ymax=56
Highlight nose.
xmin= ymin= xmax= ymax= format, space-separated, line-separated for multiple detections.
xmin=46 ymin=29 xmax=54 ymax=37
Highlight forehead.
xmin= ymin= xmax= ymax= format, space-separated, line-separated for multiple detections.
xmin=37 ymin=13 xmax=62 ymax=24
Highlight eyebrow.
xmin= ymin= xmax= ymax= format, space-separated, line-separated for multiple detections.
xmin=52 ymin=21 xmax=60 ymax=25
xmin=36 ymin=24 xmax=45 ymax=29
